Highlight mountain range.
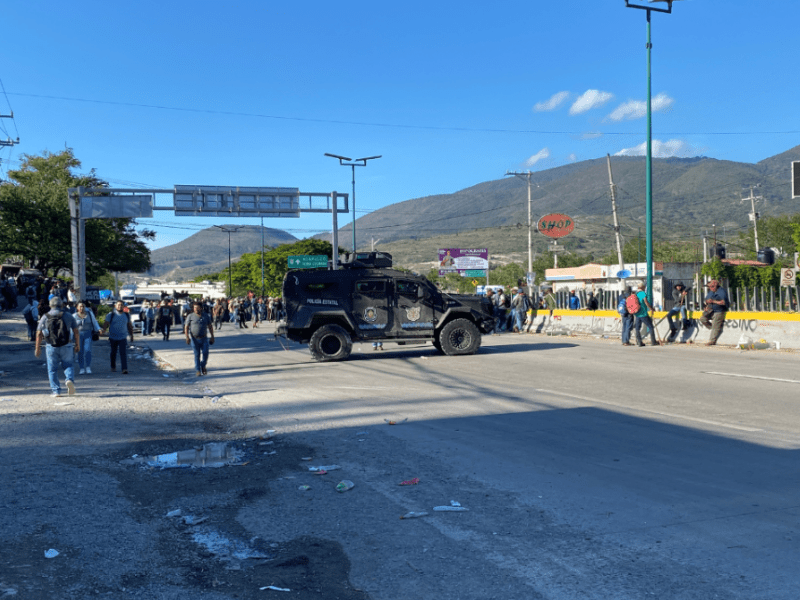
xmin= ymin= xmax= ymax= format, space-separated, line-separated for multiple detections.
xmin=145 ymin=145 xmax=800 ymax=278
xmin=147 ymin=225 xmax=296 ymax=281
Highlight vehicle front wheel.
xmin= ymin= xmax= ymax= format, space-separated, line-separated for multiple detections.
xmin=437 ymin=319 xmax=481 ymax=356
xmin=308 ymin=324 xmax=353 ymax=362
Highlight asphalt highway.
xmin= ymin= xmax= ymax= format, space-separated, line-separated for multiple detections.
xmin=154 ymin=323 xmax=800 ymax=600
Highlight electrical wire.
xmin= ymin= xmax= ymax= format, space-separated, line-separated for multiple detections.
xmin=9 ymin=91 xmax=800 ymax=137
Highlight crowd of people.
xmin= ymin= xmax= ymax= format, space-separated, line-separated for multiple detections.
xmin=26 ymin=286 xmax=287 ymax=397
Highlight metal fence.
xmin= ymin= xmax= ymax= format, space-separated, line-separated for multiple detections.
xmin=544 ymin=283 xmax=800 ymax=313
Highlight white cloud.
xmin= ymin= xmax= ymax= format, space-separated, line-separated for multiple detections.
xmin=614 ymin=139 xmax=699 ymax=158
xmin=525 ymin=148 xmax=550 ymax=167
xmin=606 ymin=93 xmax=674 ymax=121
xmin=569 ymin=90 xmax=613 ymax=115
xmin=579 ymin=131 xmax=603 ymax=140
xmin=533 ymin=91 xmax=569 ymax=112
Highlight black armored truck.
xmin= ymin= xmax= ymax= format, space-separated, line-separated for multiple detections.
xmin=275 ymin=252 xmax=495 ymax=361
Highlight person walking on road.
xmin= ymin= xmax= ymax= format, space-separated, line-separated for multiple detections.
xmin=618 ymin=286 xmax=634 ymax=346
xmin=35 ymin=296 xmax=79 ymax=397
xmin=700 ymin=279 xmax=729 ymax=346
xmin=185 ymin=301 xmax=215 ymax=376
xmin=633 ymin=283 xmax=658 ymax=347
xmin=157 ymin=300 xmax=174 ymax=341
xmin=74 ymin=301 xmax=101 ymax=374
xmin=103 ymin=300 xmax=134 ymax=373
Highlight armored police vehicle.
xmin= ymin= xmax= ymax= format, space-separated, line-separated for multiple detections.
xmin=275 ymin=252 xmax=495 ymax=361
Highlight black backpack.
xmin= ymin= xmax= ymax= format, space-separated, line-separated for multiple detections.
xmin=45 ymin=313 xmax=71 ymax=347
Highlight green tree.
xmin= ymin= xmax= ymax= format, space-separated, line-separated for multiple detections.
xmin=734 ymin=214 xmax=800 ymax=257
xmin=197 ymin=239 xmax=341 ymax=296
xmin=0 ymin=150 xmax=154 ymax=278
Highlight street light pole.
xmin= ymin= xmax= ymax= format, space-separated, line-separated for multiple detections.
xmin=325 ymin=153 xmax=382 ymax=253
xmin=214 ymin=225 xmax=242 ymax=296
xmin=624 ymin=0 xmax=678 ymax=304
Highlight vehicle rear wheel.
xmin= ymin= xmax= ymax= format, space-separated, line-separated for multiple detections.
xmin=308 ymin=324 xmax=353 ymax=361
xmin=437 ymin=318 xmax=481 ymax=356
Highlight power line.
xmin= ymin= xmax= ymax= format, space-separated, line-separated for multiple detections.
xmin=9 ymin=91 xmax=800 ymax=137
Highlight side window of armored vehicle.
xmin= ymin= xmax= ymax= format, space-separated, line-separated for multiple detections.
xmin=305 ymin=282 xmax=338 ymax=293
xmin=356 ymin=281 xmax=385 ymax=295
xmin=396 ymin=281 xmax=419 ymax=298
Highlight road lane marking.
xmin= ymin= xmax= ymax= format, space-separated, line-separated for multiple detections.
xmin=535 ymin=388 xmax=763 ymax=433
xmin=703 ymin=372 xmax=800 ymax=385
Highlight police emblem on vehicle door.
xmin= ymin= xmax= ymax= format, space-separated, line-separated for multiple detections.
xmin=405 ymin=307 xmax=421 ymax=321
xmin=364 ymin=307 xmax=378 ymax=322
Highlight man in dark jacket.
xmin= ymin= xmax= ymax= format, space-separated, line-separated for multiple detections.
xmin=666 ymin=282 xmax=691 ymax=343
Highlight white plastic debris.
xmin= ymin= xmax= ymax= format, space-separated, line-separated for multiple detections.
xmin=260 ymin=586 xmax=291 ymax=592
xmin=166 ymin=509 xmax=182 ymax=518
xmin=44 ymin=549 xmax=59 ymax=559
xmin=433 ymin=501 xmax=469 ymax=512
xmin=308 ymin=465 xmax=340 ymax=472
xmin=400 ymin=511 xmax=428 ymax=519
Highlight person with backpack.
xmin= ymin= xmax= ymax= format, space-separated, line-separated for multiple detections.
xmin=617 ymin=286 xmax=634 ymax=346
xmin=631 ymin=283 xmax=657 ymax=347
xmin=102 ymin=300 xmax=134 ymax=373
xmin=34 ymin=296 xmax=79 ymax=397
xmin=22 ymin=300 xmax=39 ymax=341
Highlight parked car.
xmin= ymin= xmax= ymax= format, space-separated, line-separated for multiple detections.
xmin=125 ymin=303 xmax=145 ymax=335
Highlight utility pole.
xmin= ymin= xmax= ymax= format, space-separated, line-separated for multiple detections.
xmin=370 ymin=237 xmax=381 ymax=252
xmin=606 ymin=155 xmax=624 ymax=270
xmin=745 ymin=186 xmax=762 ymax=253
xmin=214 ymin=225 xmax=242 ymax=295
xmin=505 ymin=170 xmax=535 ymax=292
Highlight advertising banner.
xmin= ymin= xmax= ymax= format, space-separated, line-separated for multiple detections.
xmin=438 ymin=248 xmax=488 ymax=277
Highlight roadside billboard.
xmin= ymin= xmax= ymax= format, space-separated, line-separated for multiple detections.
xmin=438 ymin=248 xmax=488 ymax=277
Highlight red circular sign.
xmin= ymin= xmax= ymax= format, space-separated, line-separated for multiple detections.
xmin=537 ymin=213 xmax=575 ymax=238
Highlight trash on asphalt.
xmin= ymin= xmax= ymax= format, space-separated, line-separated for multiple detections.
xmin=298 ymin=485 xmax=311 ymax=491
xmin=399 ymin=478 xmax=420 ymax=486
xmin=259 ymin=441 xmax=275 ymax=446
xmin=0 ymin=398 xmax=14 ymax=402
xmin=335 ymin=480 xmax=355 ymax=493
xmin=44 ymin=549 xmax=59 ymax=559
xmin=260 ymin=586 xmax=291 ymax=592
xmin=400 ymin=511 xmax=428 ymax=519
xmin=308 ymin=464 xmax=340 ymax=472
xmin=433 ymin=500 xmax=468 ymax=512
xmin=384 ymin=418 xmax=408 ymax=425
xmin=183 ymin=515 xmax=208 ymax=526
xmin=311 ymin=470 xmax=327 ymax=476
xmin=166 ymin=509 xmax=182 ymax=518
xmin=191 ymin=528 xmax=270 ymax=561
xmin=300 ymin=456 xmax=312 ymax=460
xmin=120 ymin=442 xmax=243 ymax=469
xmin=53 ymin=402 xmax=73 ymax=406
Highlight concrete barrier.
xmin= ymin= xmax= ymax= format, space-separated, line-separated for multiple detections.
xmin=523 ymin=310 xmax=800 ymax=350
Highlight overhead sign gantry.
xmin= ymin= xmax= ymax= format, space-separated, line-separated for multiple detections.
xmin=67 ymin=185 xmax=348 ymax=301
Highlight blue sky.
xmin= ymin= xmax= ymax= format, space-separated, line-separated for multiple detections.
xmin=2 ymin=0 xmax=799 ymax=251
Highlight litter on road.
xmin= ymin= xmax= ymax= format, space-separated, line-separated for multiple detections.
xmin=400 ymin=511 xmax=428 ymax=519
xmin=335 ymin=480 xmax=355 ymax=493
xmin=308 ymin=464 xmax=340 ymax=472
xmin=260 ymin=585 xmax=291 ymax=592
xmin=44 ymin=549 xmax=59 ymax=559
xmin=399 ymin=478 xmax=420 ymax=486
